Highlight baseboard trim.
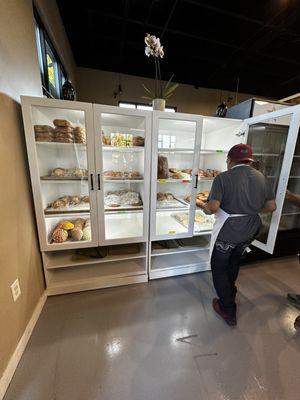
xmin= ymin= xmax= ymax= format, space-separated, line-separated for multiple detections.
xmin=0 ymin=292 xmax=47 ymax=400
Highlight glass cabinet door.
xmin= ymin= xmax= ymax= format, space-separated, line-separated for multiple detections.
xmin=280 ymin=133 xmax=300 ymax=232
xmin=150 ymin=112 xmax=201 ymax=240
xmin=22 ymin=98 xmax=98 ymax=251
xmin=244 ymin=106 xmax=300 ymax=253
xmin=94 ymin=105 xmax=151 ymax=245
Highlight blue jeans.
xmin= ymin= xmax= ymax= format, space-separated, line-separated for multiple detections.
xmin=211 ymin=239 xmax=252 ymax=318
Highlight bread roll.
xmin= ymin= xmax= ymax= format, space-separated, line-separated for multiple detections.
xmin=53 ymin=119 xmax=72 ymax=127
xmin=52 ymin=228 xmax=68 ymax=243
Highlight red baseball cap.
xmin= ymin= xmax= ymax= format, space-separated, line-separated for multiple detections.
xmin=228 ymin=144 xmax=253 ymax=162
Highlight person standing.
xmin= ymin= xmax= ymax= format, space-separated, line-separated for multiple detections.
xmin=198 ymin=144 xmax=276 ymax=326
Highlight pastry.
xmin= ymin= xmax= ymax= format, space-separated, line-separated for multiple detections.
xmin=54 ymin=126 xmax=73 ymax=134
xmin=157 ymin=192 xmax=175 ymax=201
xmin=132 ymin=136 xmax=144 ymax=146
xmin=170 ymin=171 xmax=190 ymax=180
xmin=52 ymin=228 xmax=68 ymax=243
xmin=69 ymin=196 xmax=80 ymax=205
xmin=157 ymin=155 xmax=169 ymax=179
xmin=36 ymin=136 xmax=53 ymax=142
xmin=59 ymin=220 xmax=74 ymax=230
xmin=104 ymin=194 xmax=120 ymax=207
xmin=51 ymin=168 xmax=66 ymax=177
xmin=51 ymin=197 xmax=69 ymax=209
xmin=70 ymin=218 xmax=85 ymax=241
xmin=82 ymin=226 xmax=91 ymax=241
xmin=182 ymin=168 xmax=192 ymax=175
xmin=53 ymin=119 xmax=72 ymax=127
xmin=35 ymin=131 xmax=54 ymax=138
xmin=34 ymin=125 xmax=54 ymax=133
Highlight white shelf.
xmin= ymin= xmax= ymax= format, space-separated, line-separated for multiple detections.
xmin=41 ymin=177 xmax=88 ymax=183
xmin=104 ymin=179 xmax=144 ymax=183
xmin=150 ymin=251 xmax=209 ymax=271
xmin=158 ymin=148 xmax=194 ymax=154
xmin=151 ymin=245 xmax=210 ymax=257
xmin=102 ymin=146 xmax=144 ymax=152
xmin=48 ymin=259 xmax=146 ymax=284
xmin=155 ymin=212 xmax=189 ymax=236
xmin=36 ymin=141 xmax=86 ymax=150
xmin=157 ymin=178 xmax=191 ymax=183
xmin=104 ymin=212 xmax=144 ymax=240
xmin=44 ymin=211 xmax=91 ymax=219
xmin=44 ymin=249 xmax=147 ymax=269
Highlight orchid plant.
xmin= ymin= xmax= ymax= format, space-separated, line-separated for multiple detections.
xmin=142 ymin=33 xmax=178 ymax=101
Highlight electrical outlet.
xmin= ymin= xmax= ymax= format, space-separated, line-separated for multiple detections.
xmin=11 ymin=279 xmax=21 ymax=302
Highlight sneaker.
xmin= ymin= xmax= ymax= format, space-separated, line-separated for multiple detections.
xmin=212 ymin=298 xmax=237 ymax=327
xmin=287 ymin=293 xmax=300 ymax=309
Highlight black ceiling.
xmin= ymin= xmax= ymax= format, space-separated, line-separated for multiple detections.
xmin=57 ymin=0 xmax=300 ymax=98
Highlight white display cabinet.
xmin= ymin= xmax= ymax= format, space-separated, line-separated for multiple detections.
xmin=149 ymin=113 xmax=244 ymax=279
xmin=21 ymin=97 xmax=150 ymax=294
xmin=149 ymin=107 xmax=300 ymax=280
xmin=21 ymin=97 xmax=98 ymax=252
xmin=22 ymin=96 xmax=300 ymax=291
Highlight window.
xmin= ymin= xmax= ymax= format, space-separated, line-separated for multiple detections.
xmin=34 ymin=8 xmax=67 ymax=99
xmin=119 ymin=101 xmax=176 ymax=113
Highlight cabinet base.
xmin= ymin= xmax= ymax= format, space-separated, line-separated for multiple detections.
xmin=46 ymin=274 xmax=148 ymax=296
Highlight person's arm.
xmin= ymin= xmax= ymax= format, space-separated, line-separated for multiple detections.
xmin=198 ymin=175 xmax=223 ymax=215
xmin=200 ymin=199 xmax=221 ymax=215
xmin=286 ymin=190 xmax=300 ymax=207
xmin=260 ymin=199 xmax=277 ymax=213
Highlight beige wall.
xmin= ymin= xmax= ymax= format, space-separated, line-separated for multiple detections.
xmin=0 ymin=0 xmax=75 ymax=381
xmin=76 ymin=68 xmax=254 ymax=115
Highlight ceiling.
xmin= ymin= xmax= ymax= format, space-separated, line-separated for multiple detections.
xmin=56 ymin=0 xmax=300 ymax=98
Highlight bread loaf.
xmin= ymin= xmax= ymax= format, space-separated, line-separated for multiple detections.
xmin=157 ymin=155 xmax=169 ymax=179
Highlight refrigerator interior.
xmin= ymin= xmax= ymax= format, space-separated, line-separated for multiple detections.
xmin=100 ymin=112 xmax=146 ymax=240
xmin=154 ymin=118 xmax=197 ymax=237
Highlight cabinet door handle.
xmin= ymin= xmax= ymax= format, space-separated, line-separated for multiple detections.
xmin=90 ymin=174 xmax=94 ymax=190
xmin=97 ymin=174 xmax=101 ymax=190
xmin=194 ymin=174 xmax=198 ymax=189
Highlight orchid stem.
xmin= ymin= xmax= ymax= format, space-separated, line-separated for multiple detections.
xmin=157 ymin=59 xmax=163 ymax=98
xmin=154 ymin=58 xmax=158 ymax=98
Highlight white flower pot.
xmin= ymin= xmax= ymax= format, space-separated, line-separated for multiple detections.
xmin=152 ymin=98 xmax=166 ymax=111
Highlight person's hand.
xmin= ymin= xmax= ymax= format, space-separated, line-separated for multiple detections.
xmin=286 ymin=190 xmax=293 ymax=200
xmin=196 ymin=200 xmax=206 ymax=209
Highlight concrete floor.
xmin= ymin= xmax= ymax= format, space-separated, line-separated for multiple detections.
xmin=4 ymin=256 xmax=300 ymax=400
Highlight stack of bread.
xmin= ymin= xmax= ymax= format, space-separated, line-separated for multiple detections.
xmin=73 ymin=126 xmax=86 ymax=144
xmin=34 ymin=119 xmax=86 ymax=144
xmin=51 ymin=218 xmax=91 ymax=243
xmin=53 ymin=119 xmax=74 ymax=143
xmin=34 ymin=125 xmax=54 ymax=142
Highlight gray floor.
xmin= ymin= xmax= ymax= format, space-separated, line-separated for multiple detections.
xmin=4 ymin=256 xmax=300 ymax=400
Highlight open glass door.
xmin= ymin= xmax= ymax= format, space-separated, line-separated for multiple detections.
xmin=150 ymin=112 xmax=202 ymax=240
xmin=244 ymin=105 xmax=300 ymax=253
